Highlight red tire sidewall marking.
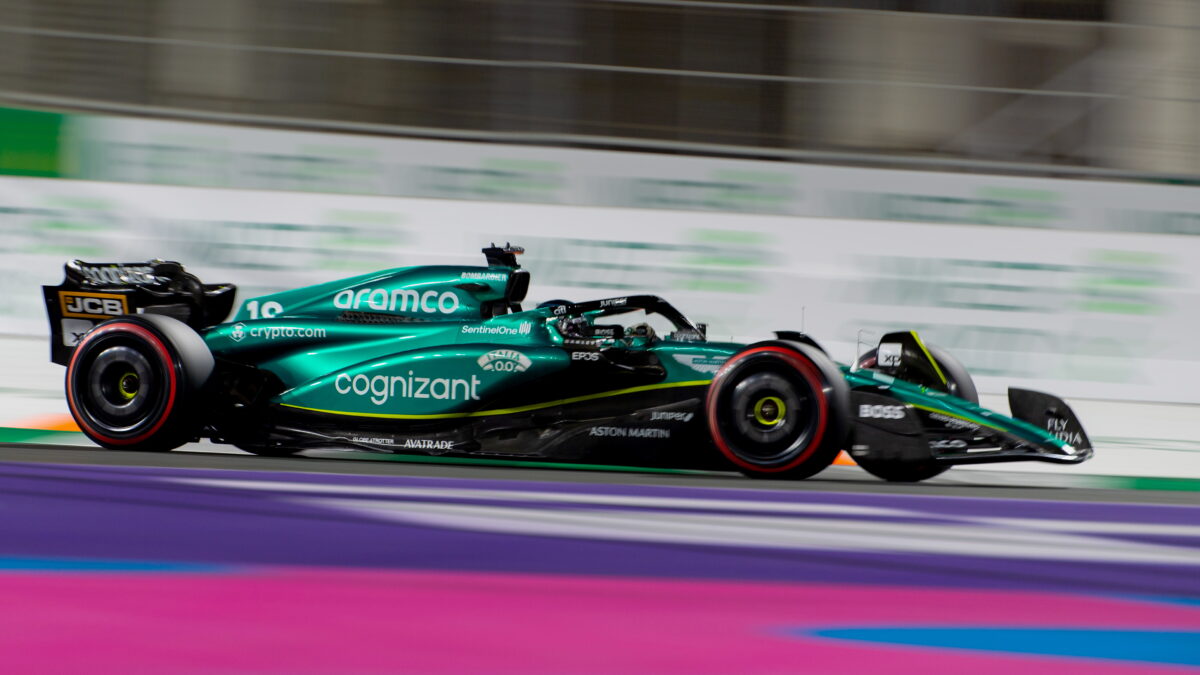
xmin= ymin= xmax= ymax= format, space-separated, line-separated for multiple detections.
xmin=706 ymin=346 xmax=829 ymax=473
xmin=66 ymin=322 xmax=178 ymax=446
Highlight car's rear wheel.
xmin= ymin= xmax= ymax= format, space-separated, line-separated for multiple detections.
xmin=853 ymin=344 xmax=976 ymax=482
xmin=66 ymin=315 xmax=213 ymax=451
xmin=706 ymin=343 xmax=850 ymax=480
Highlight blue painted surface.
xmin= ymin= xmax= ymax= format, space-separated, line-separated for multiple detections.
xmin=807 ymin=627 xmax=1200 ymax=667
xmin=1129 ymin=595 xmax=1200 ymax=608
xmin=0 ymin=556 xmax=231 ymax=573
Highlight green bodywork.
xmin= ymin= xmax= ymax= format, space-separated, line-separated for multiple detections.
xmin=204 ymin=264 xmax=735 ymax=419
xmin=200 ymin=261 xmax=1078 ymax=458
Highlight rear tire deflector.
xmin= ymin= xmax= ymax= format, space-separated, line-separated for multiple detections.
xmin=706 ymin=342 xmax=851 ymax=478
xmin=66 ymin=314 xmax=213 ymax=450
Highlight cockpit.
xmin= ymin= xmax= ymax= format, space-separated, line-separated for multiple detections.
xmin=544 ymin=295 xmax=707 ymax=346
xmin=475 ymin=245 xmax=707 ymax=346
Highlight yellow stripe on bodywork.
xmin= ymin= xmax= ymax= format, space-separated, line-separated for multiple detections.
xmin=908 ymin=402 xmax=1004 ymax=432
xmin=282 ymin=379 xmax=713 ymax=420
xmin=910 ymin=330 xmax=947 ymax=385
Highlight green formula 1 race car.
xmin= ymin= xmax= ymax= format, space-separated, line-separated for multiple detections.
xmin=42 ymin=244 xmax=1092 ymax=482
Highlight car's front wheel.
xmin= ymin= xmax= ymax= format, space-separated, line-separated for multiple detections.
xmin=705 ymin=342 xmax=850 ymax=479
xmin=853 ymin=344 xmax=977 ymax=482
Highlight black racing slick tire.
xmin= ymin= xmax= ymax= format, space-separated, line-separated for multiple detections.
xmin=66 ymin=314 xmax=214 ymax=451
xmin=925 ymin=344 xmax=978 ymax=405
xmin=706 ymin=342 xmax=851 ymax=480
xmin=854 ymin=344 xmax=977 ymax=482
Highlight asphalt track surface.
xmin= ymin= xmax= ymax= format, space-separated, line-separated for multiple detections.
xmin=3 ymin=442 xmax=1199 ymax=673
xmin=2 ymin=441 xmax=1197 ymax=505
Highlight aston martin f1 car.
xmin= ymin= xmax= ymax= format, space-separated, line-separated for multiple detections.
xmin=43 ymin=244 xmax=1092 ymax=482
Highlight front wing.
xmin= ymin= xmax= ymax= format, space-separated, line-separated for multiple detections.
xmin=848 ymin=388 xmax=1093 ymax=468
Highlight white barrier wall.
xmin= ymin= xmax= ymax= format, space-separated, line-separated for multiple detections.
xmin=5 ymin=175 xmax=1198 ymax=404
xmin=67 ymin=114 xmax=1200 ymax=237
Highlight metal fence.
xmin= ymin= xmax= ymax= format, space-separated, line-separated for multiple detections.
xmin=1 ymin=0 xmax=1199 ymax=180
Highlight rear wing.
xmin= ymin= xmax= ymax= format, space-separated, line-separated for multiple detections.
xmin=43 ymin=260 xmax=236 ymax=365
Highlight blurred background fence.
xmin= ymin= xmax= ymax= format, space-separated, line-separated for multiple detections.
xmin=2 ymin=0 xmax=1200 ymax=180
xmin=0 ymin=0 xmax=1198 ymax=405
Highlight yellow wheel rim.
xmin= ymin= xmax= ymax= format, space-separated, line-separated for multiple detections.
xmin=118 ymin=372 xmax=139 ymax=400
xmin=753 ymin=396 xmax=786 ymax=426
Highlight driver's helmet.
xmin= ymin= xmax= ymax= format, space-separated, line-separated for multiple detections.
xmin=626 ymin=322 xmax=656 ymax=341
xmin=557 ymin=315 xmax=591 ymax=339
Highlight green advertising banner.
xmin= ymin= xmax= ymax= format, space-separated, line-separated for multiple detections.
xmin=0 ymin=107 xmax=64 ymax=177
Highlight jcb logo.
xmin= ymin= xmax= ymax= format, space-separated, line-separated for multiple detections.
xmin=60 ymin=291 xmax=128 ymax=319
